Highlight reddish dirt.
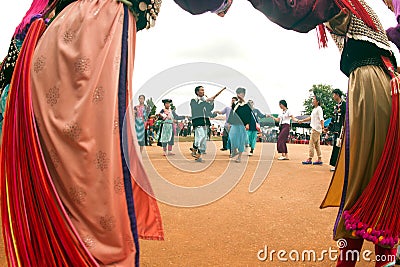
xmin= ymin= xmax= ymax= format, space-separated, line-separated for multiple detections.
xmin=139 ymin=142 xmax=378 ymax=267
xmin=0 ymin=143 xmax=387 ymax=266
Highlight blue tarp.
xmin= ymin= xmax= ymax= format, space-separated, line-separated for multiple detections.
xmin=324 ymin=118 xmax=332 ymax=127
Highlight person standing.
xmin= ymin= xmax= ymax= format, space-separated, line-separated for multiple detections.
xmin=187 ymin=120 xmax=192 ymax=136
xmin=148 ymin=126 xmax=155 ymax=145
xmin=190 ymin=86 xmax=215 ymax=162
xmin=247 ymin=100 xmax=264 ymax=156
xmin=158 ymin=99 xmax=176 ymax=156
xmin=299 ymin=96 xmax=324 ymax=165
xmin=214 ymin=96 xmax=238 ymax=151
xmin=248 ymin=99 xmax=267 ymax=121
xmin=228 ymin=87 xmax=252 ymax=163
xmin=268 ymin=100 xmax=299 ymax=160
xmin=327 ymin=89 xmax=346 ymax=171
xmin=183 ymin=119 xmax=189 ymax=137
xmin=134 ymin=94 xmax=147 ymax=153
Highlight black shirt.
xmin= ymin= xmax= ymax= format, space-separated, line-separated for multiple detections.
xmin=329 ymin=101 xmax=346 ymax=134
xmin=228 ymin=102 xmax=252 ymax=126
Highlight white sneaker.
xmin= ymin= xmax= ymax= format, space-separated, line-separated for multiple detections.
xmin=278 ymin=156 xmax=286 ymax=160
xmin=330 ymin=167 xmax=336 ymax=171
xmin=248 ymin=152 xmax=253 ymax=156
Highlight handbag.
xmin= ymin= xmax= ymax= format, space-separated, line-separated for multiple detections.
xmin=251 ymin=111 xmax=261 ymax=132
xmin=256 ymin=122 xmax=261 ymax=132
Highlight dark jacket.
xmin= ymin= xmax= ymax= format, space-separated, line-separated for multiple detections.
xmin=174 ymin=0 xmax=340 ymax=33
xmin=228 ymin=102 xmax=252 ymax=126
xmin=190 ymin=98 xmax=214 ymax=127
xmin=328 ymin=101 xmax=346 ymax=134
xmin=249 ymin=110 xmax=259 ymax=131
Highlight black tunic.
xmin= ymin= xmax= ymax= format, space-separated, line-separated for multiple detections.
xmin=228 ymin=102 xmax=252 ymax=126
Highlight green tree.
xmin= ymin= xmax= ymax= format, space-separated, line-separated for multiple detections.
xmin=146 ymin=97 xmax=157 ymax=116
xmin=259 ymin=116 xmax=276 ymax=127
xmin=302 ymin=84 xmax=344 ymax=120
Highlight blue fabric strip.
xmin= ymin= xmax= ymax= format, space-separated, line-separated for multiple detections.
xmin=118 ymin=5 xmax=140 ymax=266
xmin=333 ymin=88 xmax=351 ymax=236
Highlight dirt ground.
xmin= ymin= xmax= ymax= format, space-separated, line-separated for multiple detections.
xmin=0 ymin=142 xmax=392 ymax=266
xmin=139 ymin=142 xmax=378 ymax=267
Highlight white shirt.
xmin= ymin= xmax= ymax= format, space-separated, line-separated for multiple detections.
xmin=195 ymin=96 xmax=206 ymax=103
xmin=279 ymin=109 xmax=292 ymax=125
xmin=310 ymin=106 xmax=324 ymax=133
xmin=195 ymin=96 xmax=214 ymax=104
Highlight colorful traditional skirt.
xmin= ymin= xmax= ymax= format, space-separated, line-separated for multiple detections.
xmin=135 ymin=117 xmax=146 ymax=146
xmin=159 ymin=120 xmax=173 ymax=144
xmin=320 ymin=65 xmax=392 ymax=241
xmin=229 ymin=124 xmax=247 ymax=153
xmin=1 ymin=1 xmax=163 ymax=266
xmin=277 ymin=123 xmax=290 ymax=153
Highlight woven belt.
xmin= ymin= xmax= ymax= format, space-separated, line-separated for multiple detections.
xmin=347 ymin=57 xmax=382 ymax=75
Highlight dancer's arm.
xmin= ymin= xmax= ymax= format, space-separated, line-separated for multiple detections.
xmin=299 ymin=117 xmax=311 ymax=123
xmin=267 ymin=114 xmax=280 ymax=123
xmin=174 ymin=0 xmax=340 ymax=33
xmin=289 ymin=115 xmax=299 ymax=123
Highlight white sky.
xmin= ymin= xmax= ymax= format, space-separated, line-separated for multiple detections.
xmin=0 ymin=0 xmax=398 ymax=115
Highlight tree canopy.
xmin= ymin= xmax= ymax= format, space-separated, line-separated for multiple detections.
xmin=302 ymin=84 xmax=345 ymax=120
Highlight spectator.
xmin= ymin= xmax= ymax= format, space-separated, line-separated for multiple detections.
xmin=299 ymin=96 xmax=324 ymax=165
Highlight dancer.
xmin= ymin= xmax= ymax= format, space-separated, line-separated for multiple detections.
xmin=228 ymin=87 xmax=252 ymax=163
xmin=157 ymin=99 xmax=176 ymax=156
xmin=299 ymin=96 xmax=324 ymax=165
xmin=268 ymin=100 xmax=299 ymax=160
xmin=134 ymin=94 xmax=148 ymax=153
xmin=321 ymin=5 xmax=399 ymax=265
xmin=247 ymin=100 xmax=265 ymax=156
xmin=190 ymin=86 xmax=215 ymax=162
xmin=214 ymin=96 xmax=238 ymax=152
xmin=2 ymin=1 xmax=164 ymax=265
xmin=248 ymin=100 xmax=266 ymax=120
xmin=327 ymin=89 xmax=346 ymax=171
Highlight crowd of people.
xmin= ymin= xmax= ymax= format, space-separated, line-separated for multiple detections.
xmin=134 ymin=86 xmax=350 ymax=168
xmin=134 ymin=87 xmax=267 ymax=162
xmin=134 ymin=88 xmax=349 ymax=169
